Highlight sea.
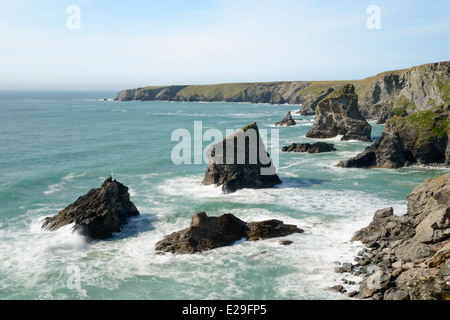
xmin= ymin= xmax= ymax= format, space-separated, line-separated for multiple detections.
xmin=0 ymin=90 xmax=448 ymax=300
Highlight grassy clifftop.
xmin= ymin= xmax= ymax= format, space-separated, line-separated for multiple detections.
xmin=116 ymin=61 xmax=450 ymax=120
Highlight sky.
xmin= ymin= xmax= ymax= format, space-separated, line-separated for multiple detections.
xmin=0 ymin=0 xmax=449 ymax=90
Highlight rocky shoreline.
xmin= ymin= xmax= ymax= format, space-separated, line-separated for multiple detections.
xmin=334 ymin=173 xmax=450 ymax=300
xmin=40 ymin=61 xmax=450 ymax=299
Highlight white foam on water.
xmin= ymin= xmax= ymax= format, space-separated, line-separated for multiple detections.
xmin=157 ymin=175 xmax=224 ymax=199
xmin=0 ymin=215 xmax=90 ymax=298
xmin=43 ymin=172 xmax=87 ymax=195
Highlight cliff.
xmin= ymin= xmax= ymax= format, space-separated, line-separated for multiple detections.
xmin=345 ymin=173 xmax=450 ymax=300
xmin=337 ymin=105 xmax=450 ymax=168
xmin=115 ymin=61 xmax=450 ymax=120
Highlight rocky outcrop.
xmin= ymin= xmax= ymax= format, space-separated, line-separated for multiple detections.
xmin=305 ymin=84 xmax=372 ymax=142
xmin=41 ymin=176 xmax=140 ymax=240
xmin=337 ymin=105 xmax=450 ymax=168
xmin=202 ymin=122 xmax=282 ymax=194
xmin=281 ymin=142 xmax=336 ymax=153
xmin=338 ymin=173 xmax=450 ymax=300
xmin=275 ymin=111 xmax=296 ymax=126
xmin=155 ymin=212 xmax=303 ymax=254
xmin=116 ymin=61 xmax=450 ymax=120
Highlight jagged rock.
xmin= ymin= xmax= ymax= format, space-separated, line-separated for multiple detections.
xmin=41 ymin=176 xmax=140 ymax=240
xmin=305 ymin=84 xmax=372 ymax=142
xmin=337 ymin=105 xmax=450 ymax=168
xmin=155 ymin=212 xmax=247 ymax=254
xmin=155 ymin=212 xmax=303 ymax=254
xmin=246 ymin=219 xmax=302 ymax=241
xmin=275 ymin=111 xmax=296 ymax=126
xmin=202 ymin=122 xmax=282 ymax=194
xmin=347 ymin=173 xmax=450 ymax=300
xmin=281 ymin=142 xmax=336 ymax=153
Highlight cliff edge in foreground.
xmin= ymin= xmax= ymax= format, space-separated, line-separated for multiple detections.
xmin=348 ymin=173 xmax=450 ymax=300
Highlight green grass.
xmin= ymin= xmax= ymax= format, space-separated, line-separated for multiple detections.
xmin=391 ymin=106 xmax=407 ymax=117
xmin=393 ymin=106 xmax=449 ymax=149
xmin=178 ymin=83 xmax=260 ymax=100
xmin=435 ymin=75 xmax=450 ymax=100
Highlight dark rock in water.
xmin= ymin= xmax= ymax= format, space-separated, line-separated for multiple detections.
xmin=41 ymin=176 xmax=140 ymax=240
xmin=282 ymin=142 xmax=336 ymax=153
xmin=246 ymin=219 xmax=303 ymax=241
xmin=202 ymin=122 xmax=282 ymax=194
xmin=155 ymin=212 xmax=247 ymax=254
xmin=306 ymin=83 xmax=372 ymax=142
xmin=155 ymin=212 xmax=303 ymax=254
xmin=275 ymin=111 xmax=296 ymax=127
xmin=346 ymin=173 xmax=450 ymax=300
xmin=330 ymin=285 xmax=347 ymax=293
xmin=337 ymin=105 xmax=450 ymax=168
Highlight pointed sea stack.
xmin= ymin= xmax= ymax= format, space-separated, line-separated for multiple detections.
xmin=42 ymin=176 xmax=140 ymax=240
xmin=202 ymin=122 xmax=282 ymax=193
xmin=275 ymin=111 xmax=296 ymax=126
xmin=306 ymin=83 xmax=372 ymax=142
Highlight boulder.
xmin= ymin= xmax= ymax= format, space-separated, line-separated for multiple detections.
xmin=246 ymin=219 xmax=302 ymax=241
xmin=41 ymin=176 xmax=140 ymax=240
xmin=275 ymin=111 xmax=296 ymax=126
xmin=155 ymin=212 xmax=303 ymax=254
xmin=202 ymin=122 xmax=282 ymax=193
xmin=281 ymin=142 xmax=336 ymax=153
xmin=306 ymin=83 xmax=372 ymax=142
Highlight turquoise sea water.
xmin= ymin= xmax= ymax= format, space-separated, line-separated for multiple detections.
xmin=0 ymin=91 xmax=448 ymax=300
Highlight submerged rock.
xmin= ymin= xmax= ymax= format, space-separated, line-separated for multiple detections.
xmin=337 ymin=105 xmax=450 ymax=168
xmin=41 ymin=176 xmax=140 ymax=240
xmin=202 ymin=122 xmax=282 ymax=194
xmin=155 ymin=212 xmax=303 ymax=254
xmin=281 ymin=142 xmax=336 ymax=153
xmin=275 ymin=111 xmax=296 ymax=126
xmin=306 ymin=83 xmax=372 ymax=142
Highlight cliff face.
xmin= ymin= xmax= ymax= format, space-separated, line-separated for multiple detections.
xmin=115 ymin=61 xmax=450 ymax=120
xmin=349 ymin=173 xmax=450 ymax=300
xmin=356 ymin=61 xmax=450 ymax=121
xmin=337 ymin=105 xmax=450 ymax=168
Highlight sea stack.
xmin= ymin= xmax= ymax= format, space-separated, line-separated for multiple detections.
xmin=41 ymin=176 xmax=140 ymax=240
xmin=202 ymin=122 xmax=282 ymax=194
xmin=306 ymin=83 xmax=372 ymax=142
xmin=275 ymin=111 xmax=296 ymax=126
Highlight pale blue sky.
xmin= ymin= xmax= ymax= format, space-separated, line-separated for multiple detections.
xmin=1 ymin=0 xmax=449 ymax=90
